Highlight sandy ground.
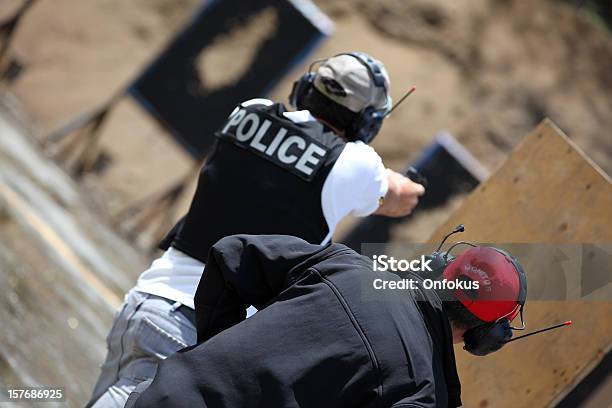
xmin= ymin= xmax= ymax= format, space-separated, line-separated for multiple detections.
xmin=1 ymin=0 xmax=610 ymax=245
xmin=0 ymin=106 xmax=148 ymax=406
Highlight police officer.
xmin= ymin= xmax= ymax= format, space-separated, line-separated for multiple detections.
xmin=128 ymin=234 xmax=528 ymax=408
xmin=87 ymin=52 xmax=425 ymax=407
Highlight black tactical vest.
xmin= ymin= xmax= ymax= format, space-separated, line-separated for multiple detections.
xmin=162 ymin=102 xmax=346 ymax=263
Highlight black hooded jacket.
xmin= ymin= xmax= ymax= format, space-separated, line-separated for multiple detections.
xmin=133 ymin=235 xmax=462 ymax=408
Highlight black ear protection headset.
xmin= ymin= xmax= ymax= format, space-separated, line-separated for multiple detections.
xmin=423 ymin=225 xmax=528 ymax=356
xmin=288 ymin=52 xmax=391 ymax=144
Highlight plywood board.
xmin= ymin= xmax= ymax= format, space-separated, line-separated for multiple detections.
xmin=428 ymin=119 xmax=612 ymax=408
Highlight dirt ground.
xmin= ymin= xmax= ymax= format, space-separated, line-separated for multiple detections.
xmin=1 ymin=0 xmax=611 ymax=242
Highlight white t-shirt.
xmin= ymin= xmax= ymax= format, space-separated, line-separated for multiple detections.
xmin=134 ymin=99 xmax=388 ymax=309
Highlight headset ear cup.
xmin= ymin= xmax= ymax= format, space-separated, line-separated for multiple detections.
xmin=463 ymin=320 xmax=512 ymax=356
xmin=423 ymin=252 xmax=453 ymax=280
xmin=288 ymin=80 xmax=300 ymax=108
xmin=347 ymin=107 xmax=385 ymax=143
xmin=289 ymin=72 xmax=315 ymax=109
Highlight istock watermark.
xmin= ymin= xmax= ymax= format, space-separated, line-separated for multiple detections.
xmin=371 ymin=254 xmax=480 ymax=291
xmin=371 ymin=254 xmax=433 ymax=273
xmin=372 ymin=277 xmax=479 ymax=291
xmin=359 ymin=243 xmax=612 ymax=302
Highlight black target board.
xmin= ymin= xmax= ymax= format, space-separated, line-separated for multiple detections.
xmin=129 ymin=0 xmax=332 ymax=158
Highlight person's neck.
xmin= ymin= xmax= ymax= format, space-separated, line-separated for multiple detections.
xmin=450 ymin=322 xmax=467 ymax=344
xmin=314 ymin=117 xmax=347 ymax=140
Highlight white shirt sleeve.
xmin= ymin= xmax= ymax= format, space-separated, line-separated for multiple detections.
xmin=228 ymin=98 xmax=274 ymax=116
xmin=320 ymin=141 xmax=388 ymax=244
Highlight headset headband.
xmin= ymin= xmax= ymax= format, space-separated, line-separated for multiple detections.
xmin=344 ymin=52 xmax=388 ymax=89
xmin=490 ymin=247 xmax=527 ymax=307
xmin=487 ymin=247 xmax=527 ymax=329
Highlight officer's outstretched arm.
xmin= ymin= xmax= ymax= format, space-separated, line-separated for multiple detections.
xmin=375 ymin=169 xmax=425 ymax=217
xmin=194 ymin=234 xmax=327 ymax=342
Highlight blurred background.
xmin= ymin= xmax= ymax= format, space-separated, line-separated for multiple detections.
xmin=0 ymin=0 xmax=610 ymax=406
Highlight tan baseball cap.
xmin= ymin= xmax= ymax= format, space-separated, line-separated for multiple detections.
xmin=313 ymin=53 xmax=391 ymax=113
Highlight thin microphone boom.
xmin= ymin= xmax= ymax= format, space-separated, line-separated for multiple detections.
xmin=506 ymin=321 xmax=572 ymax=343
xmin=436 ymin=224 xmax=465 ymax=252
xmin=385 ymin=86 xmax=416 ymax=117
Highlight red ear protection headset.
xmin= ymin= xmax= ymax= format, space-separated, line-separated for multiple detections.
xmin=425 ymin=225 xmax=571 ymax=356
xmin=444 ymin=246 xmax=527 ymax=356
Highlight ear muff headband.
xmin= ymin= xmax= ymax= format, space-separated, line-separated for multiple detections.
xmin=489 ymin=247 xmax=527 ymax=307
xmin=345 ymin=52 xmax=388 ymax=90
xmin=343 ymin=52 xmax=391 ymax=112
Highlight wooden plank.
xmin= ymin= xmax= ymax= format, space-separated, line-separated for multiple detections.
xmin=428 ymin=119 xmax=612 ymax=408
